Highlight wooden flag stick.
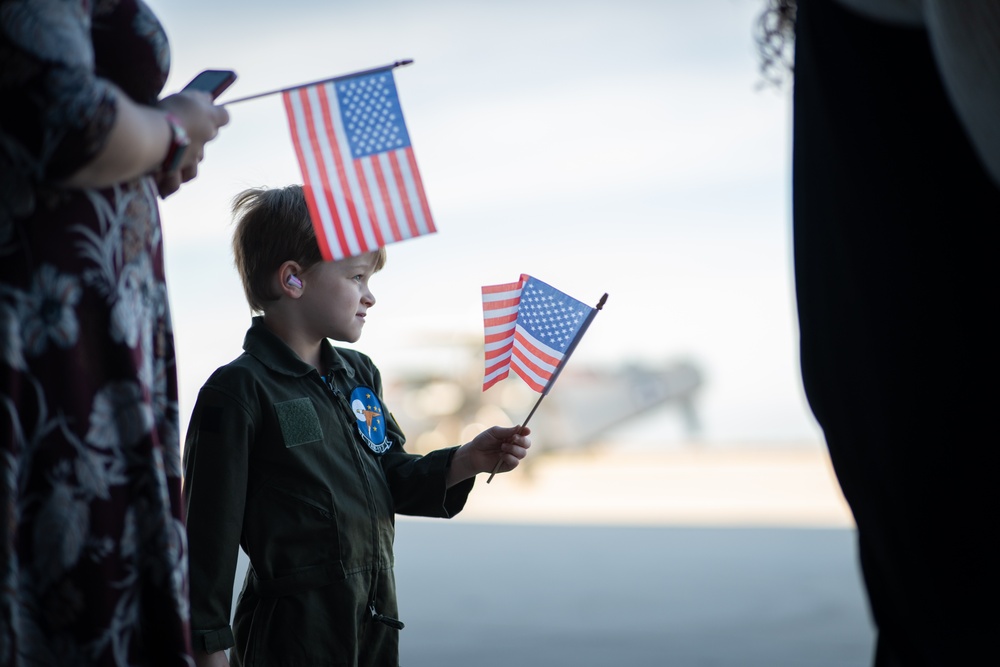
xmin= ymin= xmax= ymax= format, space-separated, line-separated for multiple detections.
xmin=218 ymin=59 xmax=414 ymax=106
xmin=486 ymin=292 xmax=609 ymax=484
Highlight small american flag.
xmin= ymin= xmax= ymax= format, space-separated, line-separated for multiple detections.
xmin=283 ymin=68 xmax=434 ymax=260
xmin=482 ymin=274 xmax=595 ymax=393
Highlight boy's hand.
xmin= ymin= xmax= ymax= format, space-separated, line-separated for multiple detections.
xmin=193 ymin=648 xmax=230 ymax=667
xmin=447 ymin=425 xmax=531 ymax=487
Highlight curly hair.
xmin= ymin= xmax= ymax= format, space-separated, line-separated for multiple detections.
xmin=754 ymin=0 xmax=797 ymax=88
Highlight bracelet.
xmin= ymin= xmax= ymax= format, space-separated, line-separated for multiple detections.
xmin=161 ymin=112 xmax=190 ymax=172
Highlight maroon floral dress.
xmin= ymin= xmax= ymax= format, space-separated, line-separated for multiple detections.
xmin=0 ymin=1 xmax=192 ymax=665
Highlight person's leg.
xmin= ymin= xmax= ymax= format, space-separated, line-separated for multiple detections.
xmin=793 ymin=1 xmax=996 ymax=664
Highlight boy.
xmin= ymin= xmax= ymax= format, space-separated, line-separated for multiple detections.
xmin=183 ymin=185 xmax=530 ymax=667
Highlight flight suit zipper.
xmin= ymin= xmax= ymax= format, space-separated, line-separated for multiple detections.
xmin=319 ymin=370 xmax=404 ymax=631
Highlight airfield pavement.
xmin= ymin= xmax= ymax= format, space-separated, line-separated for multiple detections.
xmin=228 ymin=443 xmax=877 ymax=666
xmin=392 ymin=443 xmax=876 ymax=667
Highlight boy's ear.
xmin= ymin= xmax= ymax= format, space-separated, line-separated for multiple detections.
xmin=278 ymin=261 xmax=304 ymax=298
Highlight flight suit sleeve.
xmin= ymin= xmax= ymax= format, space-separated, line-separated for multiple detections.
xmin=370 ymin=365 xmax=475 ymax=517
xmin=382 ymin=444 xmax=474 ymax=517
xmin=182 ymin=383 xmax=254 ymax=653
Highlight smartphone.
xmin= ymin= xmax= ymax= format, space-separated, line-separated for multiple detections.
xmin=182 ymin=69 xmax=237 ymax=100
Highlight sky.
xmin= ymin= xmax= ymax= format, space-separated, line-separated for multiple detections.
xmin=147 ymin=0 xmax=822 ymax=446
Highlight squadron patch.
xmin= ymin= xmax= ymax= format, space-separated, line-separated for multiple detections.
xmin=350 ymin=386 xmax=392 ymax=454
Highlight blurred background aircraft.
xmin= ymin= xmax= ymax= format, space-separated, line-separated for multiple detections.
xmin=382 ymin=333 xmax=703 ymax=458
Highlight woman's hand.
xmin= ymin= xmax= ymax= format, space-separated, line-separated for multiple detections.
xmin=155 ymin=90 xmax=230 ymax=198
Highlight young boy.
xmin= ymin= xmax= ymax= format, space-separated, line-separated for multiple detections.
xmin=183 ymin=185 xmax=530 ymax=667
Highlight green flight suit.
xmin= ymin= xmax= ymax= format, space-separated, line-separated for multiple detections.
xmin=184 ymin=318 xmax=474 ymax=666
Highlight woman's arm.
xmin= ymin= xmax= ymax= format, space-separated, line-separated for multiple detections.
xmin=62 ymin=84 xmax=229 ymax=193
xmin=0 ymin=2 xmax=228 ymax=198
xmin=193 ymin=648 xmax=231 ymax=667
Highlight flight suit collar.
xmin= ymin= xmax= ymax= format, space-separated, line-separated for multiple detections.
xmin=243 ymin=316 xmax=356 ymax=381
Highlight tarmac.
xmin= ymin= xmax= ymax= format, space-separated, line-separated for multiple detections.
xmin=393 ymin=445 xmax=876 ymax=667
xmin=231 ymin=444 xmax=877 ymax=666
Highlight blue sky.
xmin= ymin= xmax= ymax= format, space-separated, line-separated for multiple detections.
xmin=148 ymin=0 xmax=819 ymax=444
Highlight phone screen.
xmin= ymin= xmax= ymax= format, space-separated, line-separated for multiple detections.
xmin=183 ymin=70 xmax=237 ymax=99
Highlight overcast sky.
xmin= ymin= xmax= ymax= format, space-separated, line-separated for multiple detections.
xmin=147 ymin=0 xmax=820 ymax=445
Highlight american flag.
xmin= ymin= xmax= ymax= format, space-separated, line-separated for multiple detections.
xmin=282 ymin=69 xmax=435 ymax=261
xmin=482 ymin=274 xmax=595 ymax=393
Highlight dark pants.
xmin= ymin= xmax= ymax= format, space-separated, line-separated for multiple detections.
xmin=792 ymin=1 xmax=996 ymax=665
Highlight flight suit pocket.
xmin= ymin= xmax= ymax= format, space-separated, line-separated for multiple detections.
xmin=248 ymin=484 xmax=343 ymax=577
xmin=274 ymin=397 xmax=323 ymax=448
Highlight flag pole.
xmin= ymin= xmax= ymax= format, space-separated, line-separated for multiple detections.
xmin=218 ymin=59 xmax=414 ymax=106
xmin=486 ymin=292 xmax=608 ymax=484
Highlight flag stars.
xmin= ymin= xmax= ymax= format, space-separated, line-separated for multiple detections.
xmin=516 ymin=282 xmax=590 ymax=351
xmin=336 ymin=74 xmax=410 ymax=158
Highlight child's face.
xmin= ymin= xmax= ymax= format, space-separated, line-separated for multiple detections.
xmin=298 ymin=252 xmax=378 ymax=343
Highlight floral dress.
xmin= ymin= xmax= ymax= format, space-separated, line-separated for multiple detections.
xmin=0 ymin=1 xmax=192 ymax=665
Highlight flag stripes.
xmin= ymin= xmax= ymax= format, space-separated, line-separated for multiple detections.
xmin=282 ymin=70 xmax=435 ymax=261
xmin=481 ymin=275 xmax=594 ymax=393
xmin=482 ymin=280 xmax=523 ymax=390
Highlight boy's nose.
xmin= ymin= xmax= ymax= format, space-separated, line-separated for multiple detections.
xmin=362 ymin=288 xmax=376 ymax=307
